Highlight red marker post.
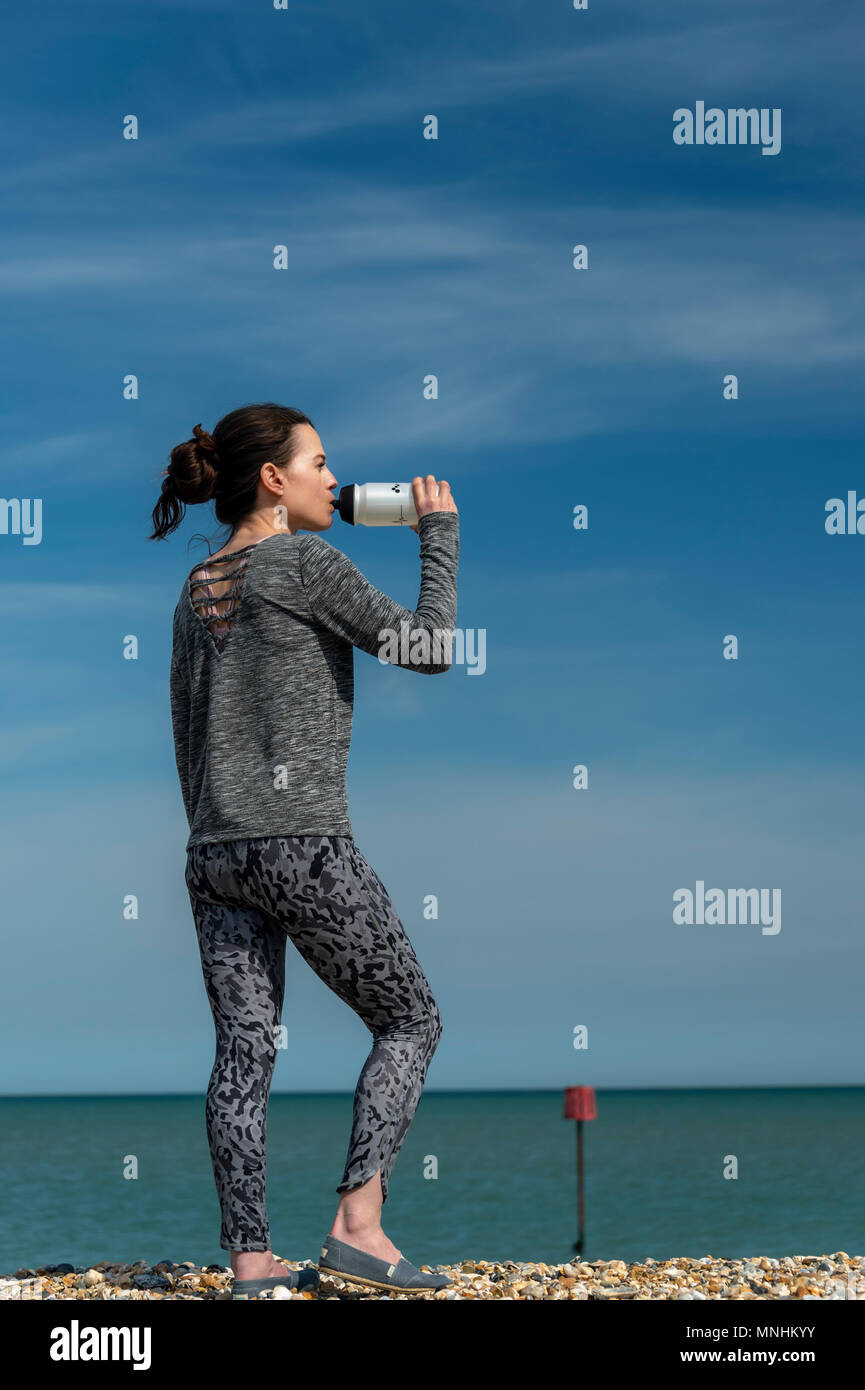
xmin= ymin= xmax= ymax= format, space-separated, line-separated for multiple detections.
xmin=563 ymin=1085 xmax=597 ymax=1256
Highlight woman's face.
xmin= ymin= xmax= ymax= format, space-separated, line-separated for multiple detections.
xmin=270 ymin=423 xmax=338 ymax=533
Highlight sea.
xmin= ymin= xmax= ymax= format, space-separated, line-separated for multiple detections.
xmin=1 ymin=1088 xmax=861 ymax=1275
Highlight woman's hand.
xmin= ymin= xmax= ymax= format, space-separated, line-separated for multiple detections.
xmin=409 ymin=475 xmax=458 ymax=533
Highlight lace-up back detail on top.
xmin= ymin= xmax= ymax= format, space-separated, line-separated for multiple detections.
xmin=188 ymin=544 xmax=257 ymax=654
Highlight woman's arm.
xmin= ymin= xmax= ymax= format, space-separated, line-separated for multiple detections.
xmin=169 ymin=649 xmax=194 ymax=822
xmin=299 ymin=511 xmax=459 ymax=674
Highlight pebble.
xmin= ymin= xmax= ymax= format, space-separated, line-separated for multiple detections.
xmin=0 ymin=1252 xmax=861 ymax=1301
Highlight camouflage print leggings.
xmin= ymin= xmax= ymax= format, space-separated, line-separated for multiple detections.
xmin=184 ymin=835 xmax=443 ymax=1252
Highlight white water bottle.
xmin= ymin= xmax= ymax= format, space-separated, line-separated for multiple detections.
xmin=335 ymin=482 xmax=437 ymax=526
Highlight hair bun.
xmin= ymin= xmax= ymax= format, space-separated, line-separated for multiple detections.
xmin=161 ymin=426 xmax=219 ymax=508
xmin=192 ymin=422 xmax=219 ymax=462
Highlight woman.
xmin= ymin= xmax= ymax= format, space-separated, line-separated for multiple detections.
xmin=149 ymin=402 xmax=459 ymax=1297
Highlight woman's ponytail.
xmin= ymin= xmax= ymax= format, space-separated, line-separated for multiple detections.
xmin=149 ymin=424 xmax=221 ymax=540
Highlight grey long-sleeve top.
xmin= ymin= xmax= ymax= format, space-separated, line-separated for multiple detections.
xmin=169 ymin=511 xmax=459 ymax=849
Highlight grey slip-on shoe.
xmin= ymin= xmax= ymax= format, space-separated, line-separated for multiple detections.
xmin=317 ymin=1234 xmax=453 ymax=1293
xmin=231 ymin=1264 xmax=320 ymax=1300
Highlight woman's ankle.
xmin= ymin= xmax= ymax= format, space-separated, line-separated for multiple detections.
xmin=329 ymin=1214 xmax=381 ymax=1240
xmin=231 ymin=1249 xmax=277 ymax=1278
xmin=330 ymin=1169 xmax=386 ymax=1240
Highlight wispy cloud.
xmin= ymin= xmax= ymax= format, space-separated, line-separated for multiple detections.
xmin=0 ymin=583 xmax=175 ymax=617
xmin=3 ymin=6 xmax=853 ymax=193
xmin=1 ymin=0 xmax=862 ymax=460
xmin=4 ymin=430 xmax=116 ymax=467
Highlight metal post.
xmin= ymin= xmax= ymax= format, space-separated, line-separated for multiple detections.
xmin=574 ymin=1118 xmax=585 ymax=1255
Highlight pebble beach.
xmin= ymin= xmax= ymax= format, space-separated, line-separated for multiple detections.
xmin=2 ymin=1252 xmax=863 ymax=1300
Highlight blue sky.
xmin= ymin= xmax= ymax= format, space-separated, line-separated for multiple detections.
xmin=1 ymin=0 xmax=863 ymax=1093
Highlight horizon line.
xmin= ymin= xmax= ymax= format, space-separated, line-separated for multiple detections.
xmin=1 ymin=1083 xmax=862 ymax=1101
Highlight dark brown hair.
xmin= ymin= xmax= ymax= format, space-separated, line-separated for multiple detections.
xmin=149 ymin=402 xmax=314 ymax=541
